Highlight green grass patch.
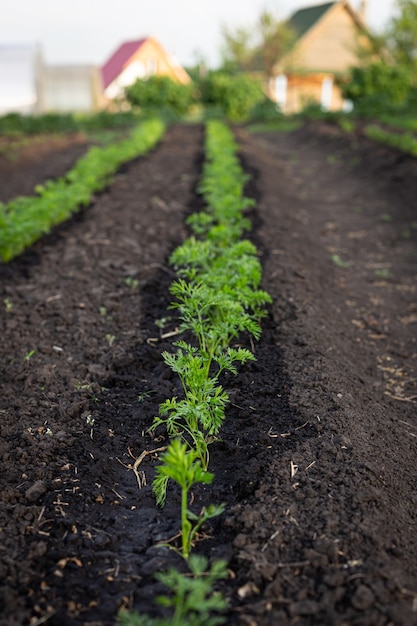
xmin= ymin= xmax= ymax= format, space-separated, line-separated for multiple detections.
xmin=365 ymin=124 xmax=417 ymax=156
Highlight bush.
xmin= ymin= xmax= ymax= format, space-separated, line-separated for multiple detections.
xmin=125 ymin=76 xmax=195 ymax=117
xmin=249 ymin=97 xmax=283 ymax=122
xmin=0 ymin=112 xmax=77 ymax=135
xmin=199 ymin=72 xmax=264 ymax=122
xmin=341 ymin=62 xmax=414 ymax=116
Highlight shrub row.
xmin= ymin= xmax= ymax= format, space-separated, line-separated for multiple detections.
xmin=0 ymin=110 xmax=140 ymax=136
xmin=124 ymin=73 xmax=271 ymax=123
xmin=0 ymin=118 xmax=165 ymax=262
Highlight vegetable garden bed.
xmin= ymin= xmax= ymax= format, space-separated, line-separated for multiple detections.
xmin=0 ymin=121 xmax=416 ymax=625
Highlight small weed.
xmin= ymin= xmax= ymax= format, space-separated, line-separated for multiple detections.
xmin=125 ymin=276 xmax=139 ymax=290
xmin=352 ymin=205 xmax=363 ymax=214
xmin=4 ymin=297 xmax=13 ymax=312
xmin=105 ymin=334 xmax=116 ymax=347
xmin=75 ymin=381 xmax=100 ymax=402
xmin=374 ymin=269 xmax=392 ymax=280
xmin=28 ymin=425 xmax=53 ymax=437
xmin=381 ymin=213 xmax=393 ymax=223
xmin=411 ymin=221 xmax=417 ymax=230
xmin=155 ymin=316 xmax=172 ymax=330
xmin=99 ymin=306 xmax=107 ymax=316
xmin=402 ymin=229 xmax=411 ymax=239
xmin=327 ymin=154 xmax=339 ymax=164
xmin=86 ymin=415 xmax=95 ymax=438
xmin=75 ymin=381 xmax=93 ymax=392
xmin=331 ymin=254 xmax=350 ymax=268
xmin=137 ymin=390 xmax=155 ymax=403
xmin=24 ymin=349 xmax=36 ymax=362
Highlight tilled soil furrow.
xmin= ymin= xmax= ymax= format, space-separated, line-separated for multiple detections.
xmin=232 ymin=124 xmax=417 ymax=625
xmin=0 ymin=122 xmax=416 ymax=626
xmin=0 ymin=124 xmax=204 ymax=625
xmin=0 ymin=135 xmax=90 ymax=203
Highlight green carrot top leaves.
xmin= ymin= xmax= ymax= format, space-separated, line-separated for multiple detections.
xmin=153 ymin=438 xmax=213 ymax=507
xmin=150 ymin=120 xmax=270 ymax=560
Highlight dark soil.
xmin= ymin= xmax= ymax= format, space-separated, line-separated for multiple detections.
xmin=0 ymin=134 xmax=89 ymax=203
xmin=0 ymin=121 xmax=416 ymax=626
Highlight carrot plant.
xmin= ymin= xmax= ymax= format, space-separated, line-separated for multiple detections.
xmin=151 ymin=121 xmax=271 ymax=472
xmin=152 ymin=339 xmax=254 ymax=468
xmin=118 ymin=554 xmax=228 ymax=626
xmin=151 ymin=122 xmax=271 ymax=510
xmin=130 ymin=120 xmax=270 ymax=626
xmin=153 ymin=439 xmax=225 ymax=558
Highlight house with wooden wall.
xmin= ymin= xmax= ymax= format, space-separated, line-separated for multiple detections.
xmin=101 ymin=37 xmax=190 ymax=102
xmin=272 ymin=0 xmax=368 ymax=113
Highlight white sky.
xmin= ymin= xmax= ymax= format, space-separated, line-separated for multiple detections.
xmin=1 ymin=0 xmax=397 ymax=69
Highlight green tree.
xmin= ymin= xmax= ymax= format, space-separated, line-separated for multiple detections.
xmin=386 ymin=0 xmax=417 ymax=67
xmin=340 ymin=0 xmax=417 ymax=114
xmin=252 ymin=11 xmax=296 ymax=78
xmin=341 ymin=61 xmax=413 ymax=112
xmin=125 ymin=76 xmax=194 ymax=116
xmin=220 ymin=25 xmax=253 ymax=73
xmin=220 ymin=10 xmax=295 ymax=79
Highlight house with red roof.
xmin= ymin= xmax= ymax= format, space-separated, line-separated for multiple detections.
xmin=101 ymin=37 xmax=190 ymax=101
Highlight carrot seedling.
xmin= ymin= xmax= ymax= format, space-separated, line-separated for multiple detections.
xmin=153 ymin=439 xmax=225 ymax=559
xmin=118 ymin=555 xmax=228 ymax=626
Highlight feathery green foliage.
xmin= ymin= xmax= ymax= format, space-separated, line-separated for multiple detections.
xmin=153 ymin=440 xmax=225 ymax=558
xmin=118 ymin=554 xmax=228 ymax=626
xmin=152 ymin=121 xmax=271 ymax=471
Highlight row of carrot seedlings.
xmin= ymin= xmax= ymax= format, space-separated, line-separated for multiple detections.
xmin=120 ymin=121 xmax=271 ymax=625
xmin=0 ymin=117 xmax=165 ymax=262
